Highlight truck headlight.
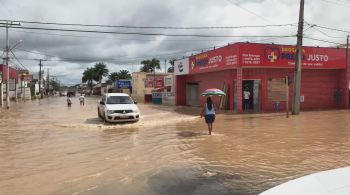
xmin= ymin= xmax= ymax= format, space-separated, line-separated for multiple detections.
xmin=107 ymin=110 xmax=114 ymax=114
xmin=133 ymin=109 xmax=139 ymax=113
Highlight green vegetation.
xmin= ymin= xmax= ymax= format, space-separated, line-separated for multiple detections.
xmin=140 ymin=58 xmax=160 ymax=73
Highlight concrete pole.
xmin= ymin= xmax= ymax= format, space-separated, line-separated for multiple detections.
xmin=0 ymin=83 xmax=3 ymax=107
xmin=39 ymin=59 xmax=43 ymax=99
xmin=6 ymin=25 xmax=10 ymax=109
xmin=14 ymin=82 xmax=17 ymax=102
xmin=292 ymin=0 xmax=305 ymax=115
xmin=346 ymin=35 xmax=349 ymax=108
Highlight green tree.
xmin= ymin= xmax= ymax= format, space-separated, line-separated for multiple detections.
xmin=93 ymin=62 xmax=109 ymax=84
xmin=107 ymin=70 xmax=131 ymax=85
xmin=82 ymin=67 xmax=95 ymax=92
xmin=140 ymin=58 xmax=160 ymax=73
xmin=167 ymin=58 xmax=176 ymax=73
xmin=118 ymin=70 xmax=132 ymax=79
xmin=50 ymin=80 xmax=61 ymax=91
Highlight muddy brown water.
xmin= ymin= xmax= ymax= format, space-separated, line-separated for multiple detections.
xmin=1 ymin=97 xmax=350 ymax=195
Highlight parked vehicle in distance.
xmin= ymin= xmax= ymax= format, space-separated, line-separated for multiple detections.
xmin=60 ymin=91 xmax=67 ymax=96
xmin=98 ymin=93 xmax=140 ymax=123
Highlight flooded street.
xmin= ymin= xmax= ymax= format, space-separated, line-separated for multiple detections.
xmin=1 ymin=97 xmax=350 ymax=195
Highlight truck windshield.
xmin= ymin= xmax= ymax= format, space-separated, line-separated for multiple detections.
xmin=106 ymin=96 xmax=134 ymax=104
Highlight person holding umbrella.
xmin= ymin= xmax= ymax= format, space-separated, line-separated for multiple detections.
xmin=200 ymin=88 xmax=225 ymax=135
xmin=200 ymin=97 xmax=217 ymax=135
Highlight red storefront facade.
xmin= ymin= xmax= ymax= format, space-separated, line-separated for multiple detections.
xmin=0 ymin=64 xmax=19 ymax=82
xmin=175 ymin=43 xmax=350 ymax=113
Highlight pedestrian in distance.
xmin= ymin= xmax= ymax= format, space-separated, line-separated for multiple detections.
xmin=79 ymin=94 xmax=85 ymax=106
xmin=243 ymin=87 xmax=251 ymax=112
xmin=67 ymin=95 xmax=72 ymax=107
xmin=200 ymin=96 xmax=217 ymax=135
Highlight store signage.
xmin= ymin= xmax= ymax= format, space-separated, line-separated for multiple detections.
xmin=240 ymin=43 xmax=346 ymax=69
xmin=164 ymin=75 xmax=173 ymax=87
xmin=174 ymin=58 xmax=189 ymax=75
xmin=145 ymin=76 xmax=164 ymax=88
xmin=189 ymin=44 xmax=239 ymax=74
xmin=116 ymin=80 xmax=131 ymax=89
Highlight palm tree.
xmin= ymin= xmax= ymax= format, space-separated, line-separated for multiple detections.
xmin=140 ymin=58 xmax=160 ymax=73
xmin=82 ymin=67 xmax=95 ymax=93
xmin=93 ymin=62 xmax=109 ymax=84
xmin=107 ymin=72 xmax=120 ymax=85
xmin=118 ymin=70 xmax=132 ymax=79
xmin=167 ymin=58 xmax=176 ymax=73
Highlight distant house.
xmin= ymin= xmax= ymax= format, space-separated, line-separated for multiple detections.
xmin=131 ymin=72 xmax=171 ymax=103
xmin=0 ymin=64 xmax=19 ymax=99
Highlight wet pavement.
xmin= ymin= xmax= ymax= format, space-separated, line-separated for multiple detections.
xmin=1 ymin=97 xmax=350 ymax=195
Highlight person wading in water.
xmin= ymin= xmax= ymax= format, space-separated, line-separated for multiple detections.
xmin=200 ymin=97 xmax=217 ymax=135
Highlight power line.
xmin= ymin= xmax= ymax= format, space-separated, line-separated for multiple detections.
xmin=0 ymin=19 xmax=295 ymax=30
xmin=6 ymin=28 xmax=262 ymax=42
xmin=304 ymin=36 xmax=344 ymax=45
xmin=313 ymin=24 xmax=350 ymax=34
xmin=320 ymin=0 xmax=350 ymax=7
xmin=224 ymin=0 xmax=273 ymax=24
xmin=10 ymin=50 xmax=28 ymax=70
xmin=14 ymin=48 xmax=126 ymax=62
xmin=0 ymin=25 xmax=295 ymax=38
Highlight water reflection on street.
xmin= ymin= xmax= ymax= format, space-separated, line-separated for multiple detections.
xmin=1 ymin=97 xmax=350 ymax=195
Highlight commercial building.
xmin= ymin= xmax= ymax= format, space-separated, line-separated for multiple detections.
xmin=175 ymin=43 xmax=349 ymax=113
xmin=131 ymin=72 xmax=170 ymax=103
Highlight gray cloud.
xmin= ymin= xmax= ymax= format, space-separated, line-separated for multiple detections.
xmin=0 ymin=0 xmax=349 ymax=85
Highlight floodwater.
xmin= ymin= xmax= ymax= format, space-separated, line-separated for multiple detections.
xmin=1 ymin=97 xmax=350 ymax=195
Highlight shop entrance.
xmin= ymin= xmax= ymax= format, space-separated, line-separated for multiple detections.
xmin=186 ymin=83 xmax=199 ymax=106
xmin=233 ymin=80 xmax=261 ymax=112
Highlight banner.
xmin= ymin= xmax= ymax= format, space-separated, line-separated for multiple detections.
xmin=239 ymin=43 xmax=346 ymax=69
xmin=189 ymin=44 xmax=239 ymax=74
xmin=116 ymin=80 xmax=131 ymax=89
xmin=145 ymin=75 xmax=164 ymax=88
xmin=174 ymin=58 xmax=189 ymax=75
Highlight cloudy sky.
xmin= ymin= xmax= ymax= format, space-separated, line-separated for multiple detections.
xmin=1 ymin=0 xmax=350 ymax=85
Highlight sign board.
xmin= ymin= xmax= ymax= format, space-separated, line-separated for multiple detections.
xmin=145 ymin=76 xmax=164 ymax=88
xmin=174 ymin=58 xmax=189 ymax=75
xmin=239 ymin=43 xmax=346 ymax=69
xmin=116 ymin=80 xmax=131 ymax=89
xmin=9 ymin=79 xmax=16 ymax=91
xmin=189 ymin=44 xmax=239 ymax=74
xmin=267 ymin=78 xmax=287 ymax=101
xmin=164 ymin=75 xmax=173 ymax=87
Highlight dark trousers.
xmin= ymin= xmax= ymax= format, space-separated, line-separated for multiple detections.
xmin=243 ymin=99 xmax=250 ymax=111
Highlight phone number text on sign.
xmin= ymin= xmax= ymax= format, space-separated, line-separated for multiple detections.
xmin=242 ymin=54 xmax=261 ymax=65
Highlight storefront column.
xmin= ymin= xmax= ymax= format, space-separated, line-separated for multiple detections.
xmin=237 ymin=68 xmax=243 ymax=113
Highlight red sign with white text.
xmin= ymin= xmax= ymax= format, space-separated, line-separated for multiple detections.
xmin=189 ymin=44 xmax=239 ymax=74
xmin=239 ymin=43 xmax=346 ymax=69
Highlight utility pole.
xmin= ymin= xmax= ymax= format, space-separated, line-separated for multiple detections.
xmin=346 ymin=35 xmax=349 ymax=109
xmin=165 ymin=59 xmax=167 ymax=74
xmin=5 ymin=24 xmax=11 ymax=109
xmin=292 ymin=0 xmax=305 ymax=115
xmin=47 ymin=68 xmax=50 ymax=96
xmin=39 ymin=59 xmax=43 ymax=99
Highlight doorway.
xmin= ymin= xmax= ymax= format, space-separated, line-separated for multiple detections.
xmin=186 ymin=83 xmax=199 ymax=106
xmin=242 ymin=80 xmax=261 ymax=112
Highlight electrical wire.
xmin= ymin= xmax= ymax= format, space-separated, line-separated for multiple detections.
xmin=304 ymin=36 xmax=344 ymax=45
xmin=0 ymin=25 xmax=295 ymax=38
xmin=224 ymin=0 xmax=273 ymax=24
xmin=0 ymin=19 xmax=296 ymax=30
